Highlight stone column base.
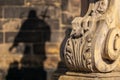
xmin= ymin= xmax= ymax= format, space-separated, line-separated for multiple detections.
xmin=58 ymin=72 xmax=120 ymax=80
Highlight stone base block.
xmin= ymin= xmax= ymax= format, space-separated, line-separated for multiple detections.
xmin=58 ymin=72 xmax=120 ymax=80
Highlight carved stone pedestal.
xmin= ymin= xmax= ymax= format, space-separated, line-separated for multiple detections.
xmin=58 ymin=72 xmax=120 ymax=80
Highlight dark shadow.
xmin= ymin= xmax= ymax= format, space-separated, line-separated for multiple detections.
xmin=52 ymin=28 xmax=72 ymax=80
xmin=80 ymin=0 xmax=98 ymax=17
xmin=6 ymin=9 xmax=51 ymax=80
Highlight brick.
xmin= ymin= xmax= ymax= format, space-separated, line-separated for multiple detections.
xmin=61 ymin=13 xmax=73 ymax=25
xmin=26 ymin=0 xmax=61 ymax=9
xmin=4 ymin=19 xmax=52 ymax=43
xmin=3 ymin=19 xmax=22 ymax=31
xmin=45 ymin=0 xmax=61 ymax=5
xmin=0 ymin=53 xmax=45 ymax=67
xmin=0 ymin=0 xmax=24 ymax=6
xmin=0 ymin=32 xmax=3 ymax=43
xmin=26 ymin=0 xmax=60 ymax=5
xmin=0 ymin=43 xmax=12 ymax=54
xmin=32 ymin=43 xmax=46 ymax=55
xmin=71 ymin=0 xmax=81 ymax=7
xmin=4 ymin=7 xmax=30 ymax=18
xmin=61 ymin=0 xmax=80 ymax=16
xmin=4 ymin=6 xmax=60 ymax=19
xmin=5 ymin=32 xmax=18 ymax=43
xmin=46 ymin=19 xmax=60 ymax=30
xmin=61 ymin=0 xmax=68 ymax=11
xmin=51 ymin=31 xmax=61 ymax=42
xmin=45 ymin=0 xmax=60 ymax=3
xmin=4 ymin=7 xmax=42 ymax=18
xmin=0 ymin=20 xmax=2 ymax=30
xmin=41 ymin=6 xmax=60 ymax=19
xmin=26 ymin=0 xmax=44 ymax=5
xmin=0 ymin=7 xmax=2 ymax=18
xmin=38 ymin=6 xmax=60 ymax=19
xmin=44 ymin=55 xmax=60 ymax=69
xmin=45 ymin=42 xmax=60 ymax=54
xmin=61 ymin=26 xmax=72 ymax=31
xmin=18 ymin=55 xmax=46 ymax=66
xmin=5 ymin=30 xmax=51 ymax=43
xmin=62 ymin=0 xmax=80 ymax=11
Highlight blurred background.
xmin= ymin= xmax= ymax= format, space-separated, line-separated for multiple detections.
xmin=0 ymin=0 xmax=80 ymax=80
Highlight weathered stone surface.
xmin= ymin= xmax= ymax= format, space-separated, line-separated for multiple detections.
xmin=59 ymin=72 xmax=120 ymax=80
xmin=62 ymin=0 xmax=120 ymax=73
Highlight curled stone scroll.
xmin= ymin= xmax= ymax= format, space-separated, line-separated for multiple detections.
xmin=62 ymin=0 xmax=120 ymax=72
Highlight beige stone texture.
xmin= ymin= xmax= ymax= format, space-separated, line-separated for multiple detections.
xmin=59 ymin=72 xmax=120 ymax=80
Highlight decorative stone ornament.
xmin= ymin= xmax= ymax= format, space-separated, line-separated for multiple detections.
xmin=62 ymin=0 xmax=120 ymax=72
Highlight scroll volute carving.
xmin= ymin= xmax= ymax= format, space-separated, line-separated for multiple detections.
xmin=62 ymin=0 xmax=120 ymax=73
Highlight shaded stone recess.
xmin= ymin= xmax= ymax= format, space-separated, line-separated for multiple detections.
xmin=0 ymin=20 xmax=2 ymax=29
xmin=0 ymin=32 xmax=3 ymax=43
xmin=0 ymin=7 xmax=2 ymax=18
xmin=0 ymin=0 xmax=80 ymax=80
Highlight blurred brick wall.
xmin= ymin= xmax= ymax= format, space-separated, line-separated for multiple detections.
xmin=0 ymin=0 xmax=80 ymax=80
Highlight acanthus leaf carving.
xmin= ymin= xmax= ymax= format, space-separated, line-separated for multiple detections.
xmin=62 ymin=0 xmax=120 ymax=72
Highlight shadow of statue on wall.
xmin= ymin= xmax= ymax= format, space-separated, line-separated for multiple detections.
xmin=6 ymin=9 xmax=51 ymax=80
xmin=52 ymin=28 xmax=72 ymax=80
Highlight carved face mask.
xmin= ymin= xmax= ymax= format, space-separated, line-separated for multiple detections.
xmin=96 ymin=0 xmax=108 ymax=13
